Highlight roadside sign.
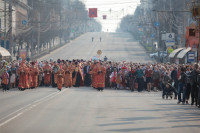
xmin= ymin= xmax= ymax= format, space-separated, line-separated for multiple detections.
xmin=151 ymin=34 xmax=155 ymax=38
xmin=165 ymin=33 xmax=175 ymax=46
xmin=166 ymin=33 xmax=175 ymax=40
xmin=188 ymin=51 xmax=195 ymax=62
xmin=22 ymin=20 xmax=27 ymax=25
xmin=161 ymin=34 xmax=166 ymax=40
xmin=154 ymin=22 xmax=160 ymax=27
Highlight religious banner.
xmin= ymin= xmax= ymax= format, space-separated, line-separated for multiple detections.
xmin=89 ymin=8 xmax=97 ymax=18
xmin=20 ymin=49 xmax=27 ymax=60
xmin=103 ymin=15 xmax=107 ymax=20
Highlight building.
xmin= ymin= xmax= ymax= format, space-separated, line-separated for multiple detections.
xmin=0 ymin=0 xmax=9 ymax=49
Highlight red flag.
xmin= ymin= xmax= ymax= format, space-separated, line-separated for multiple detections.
xmin=89 ymin=8 xmax=97 ymax=18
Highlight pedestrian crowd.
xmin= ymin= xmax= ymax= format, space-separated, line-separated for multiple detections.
xmin=0 ymin=59 xmax=200 ymax=108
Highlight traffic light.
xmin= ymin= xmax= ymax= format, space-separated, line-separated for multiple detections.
xmin=189 ymin=28 xmax=195 ymax=36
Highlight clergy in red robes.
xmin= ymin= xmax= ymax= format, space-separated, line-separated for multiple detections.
xmin=17 ymin=62 xmax=28 ymax=91
xmin=43 ymin=62 xmax=52 ymax=86
xmin=94 ymin=63 xmax=106 ymax=91
xmin=90 ymin=62 xmax=97 ymax=88
xmin=56 ymin=65 xmax=65 ymax=91
xmin=30 ymin=62 xmax=39 ymax=88
xmin=64 ymin=63 xmax=73 ymax=88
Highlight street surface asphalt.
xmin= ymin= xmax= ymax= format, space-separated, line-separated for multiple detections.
xmin=39 ymin=32 xmax=153 ymax=63
xmin=0 ymin=32 xmax=199 ymax=133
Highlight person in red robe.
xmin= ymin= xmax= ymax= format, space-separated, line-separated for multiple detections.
xmin=90 ymin=62 xmax=97 ymax=88
xmin=94 ymin=62 xmax=106 ymax=91
xmin=43 ymin=62 xmax=52 ymax=86
xmin=56 ymin=65 xmax=65 ymax=91
xmin=30 ymin=62 xmax=39 ymax=88
xmin=64 ymin=62 xmax=73 ymax=88
xmin=17 ymin=61 xmax=28 ymax=91
xmin=27 ymin=64 xmax=32 ymax=89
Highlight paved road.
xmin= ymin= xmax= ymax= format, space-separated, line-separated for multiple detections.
xmin=0 ymin=32 xmax=200 ymax=133
xmin=0 ymin=87 xmax=200 ymax=133
xmin=39 ymin=32 xmax=153 ymax=63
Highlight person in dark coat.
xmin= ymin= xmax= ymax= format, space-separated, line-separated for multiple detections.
xmin=84 ymin=62 xmax=91 ymax=86
xmin=190 ymin=64 xmax=199 ymax=106
xmin=171 ymin=67 xmax=178 ymax=90
xmin=177 ymin=67 xmax=187 ymax=104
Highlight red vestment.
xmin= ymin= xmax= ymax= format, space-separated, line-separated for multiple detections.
xmin=56 ymin=68 xmax=65 ymax=90
xmin=18 ymin=65 xmax=29 ymax=89
xmin=94 ymin=65 xmax=106 ymax=88
xmin=43 ymin=65 xmax=52 ymax=85
xmin=64 ymin=65 xmax=73 ymax=87
xmin=30 ymin=66 xmax=39 ymax=88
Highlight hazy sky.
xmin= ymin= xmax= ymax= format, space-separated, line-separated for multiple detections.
xmin=80 ymin=0 xmax=140 ymax=32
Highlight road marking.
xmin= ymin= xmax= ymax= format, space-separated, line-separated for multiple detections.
xmin=0 ymin=89 xmax=67 ymax=127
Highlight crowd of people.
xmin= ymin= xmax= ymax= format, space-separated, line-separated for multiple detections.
xmin=0 ymin=59 xmax=200 ymax=108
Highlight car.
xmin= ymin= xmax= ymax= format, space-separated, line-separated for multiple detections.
xmin=150 ymin=51 xmax=168 ymax=58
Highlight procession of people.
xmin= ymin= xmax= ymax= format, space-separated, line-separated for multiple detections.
xmin=0 ymin=59 xmax=200 ymax=108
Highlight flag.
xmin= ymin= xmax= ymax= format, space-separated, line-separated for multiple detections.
xmin=89 ymin=8 xmax=97 ymax=18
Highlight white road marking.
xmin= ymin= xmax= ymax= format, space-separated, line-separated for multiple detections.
xmin=0 ymin=89 xmax=68 ymax=127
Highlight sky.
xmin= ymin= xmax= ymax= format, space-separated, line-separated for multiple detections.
xmin=80 ymin=0 xmax=140 ymax=32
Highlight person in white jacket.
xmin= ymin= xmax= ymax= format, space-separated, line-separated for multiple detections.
xmin=110 ymin=68 xmax=117 ymax=89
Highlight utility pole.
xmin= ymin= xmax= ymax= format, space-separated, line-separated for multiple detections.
xmin=60 ymin=3 xmax=62 ymax=45
xmin=156 ymin=11 xmax=161 ymax=62
xmin=8 ymin=0 xmax=12 ymax=56
xmin=31 ymin=0 xmax=34 ymax=57
xmin=182 ymin=0 xmax=186 ymax=48
xmin=4 ymin=0 xmax=7 ymax=48
xmin=37 ymin=12 xmax=40 ymax=54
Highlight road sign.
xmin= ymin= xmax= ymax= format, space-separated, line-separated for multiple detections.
xmin=166 ymin=33 xmax=175 ymax=40
xmin=154 ymin=22 xmax=160 ymax=27
xmin=161 ymin=34 xmax=166 ymax=40
xmin=188 ymin=51 xmax=195 ymax=62
xmin=151 ymin=34 xmax=155 ymax=38
xmin=22 ymin=20 xmax=27 ymax=25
